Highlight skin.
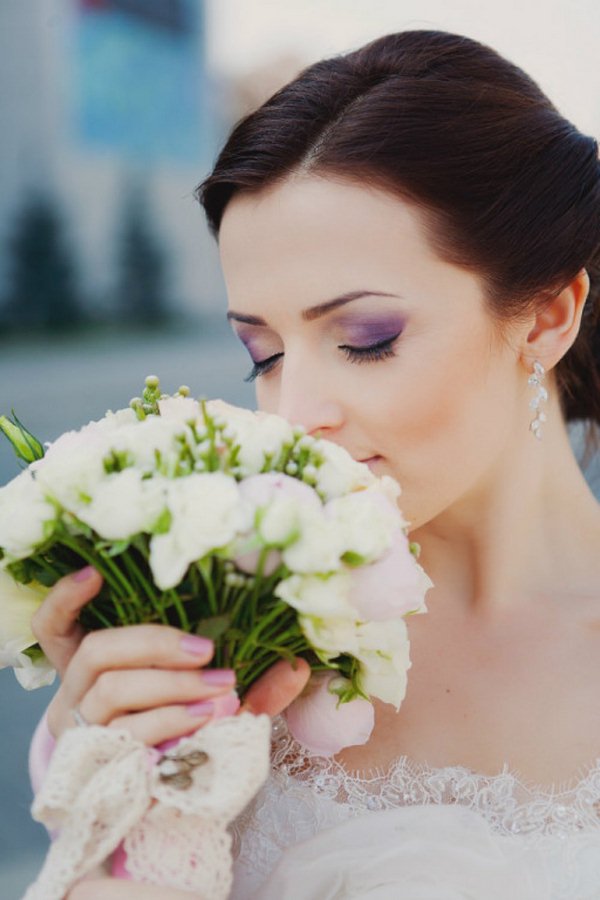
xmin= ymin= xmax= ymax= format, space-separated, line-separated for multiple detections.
xmin=33 ymin=173 xmax=600 ymax=896
xmin=219 ymin=175 xmax=600 ymax=784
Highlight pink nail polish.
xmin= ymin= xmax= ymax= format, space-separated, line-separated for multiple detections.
xmin=73 ymin=566 xmax=95 ymax=582
xmin=201 ymin=669 xmax=236 ymax=687
xmin=187 ymin=700 xmax=214 ymax=717
xmin=180 ymin=635 xmax=213 ymax=656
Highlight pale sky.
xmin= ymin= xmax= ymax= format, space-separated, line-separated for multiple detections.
xmin=205 ymin=0 xmax=600 ymax=137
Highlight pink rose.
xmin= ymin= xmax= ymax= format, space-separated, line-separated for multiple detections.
xmin=234 ymin=473 xmax=321 ymax=574
xmin=284 ymin=673 xmax=375 ymax=756
xmin=348 ymin=530 xmax=432 ymax=621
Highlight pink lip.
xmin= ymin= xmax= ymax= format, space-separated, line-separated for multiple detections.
xmin=359 ymin=456 xmax=383 ymax=470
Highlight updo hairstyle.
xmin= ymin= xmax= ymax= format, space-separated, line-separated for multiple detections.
xmin=197 ymin=30 xmax=600 ymax=435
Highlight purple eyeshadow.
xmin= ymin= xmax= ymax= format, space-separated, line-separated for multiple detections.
xmin=338 ymin=314 xmax=406 ymax=345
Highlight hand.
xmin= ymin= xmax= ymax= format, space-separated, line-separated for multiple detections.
xmin=32 ymin=566 xmax=310 ymax=744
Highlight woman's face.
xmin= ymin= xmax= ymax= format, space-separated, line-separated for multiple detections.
xmin=219 ymin=176 xmax=523 ymax=529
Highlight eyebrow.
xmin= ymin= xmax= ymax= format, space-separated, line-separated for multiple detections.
xmin=227 ymin=290 xmax=401 ymax=326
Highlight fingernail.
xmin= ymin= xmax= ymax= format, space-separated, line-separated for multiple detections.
xmin=180 ymin=635 xmax=213 ymax=656
xmin=201 ymin=669 xmax=236 ymax=687
xmin=186 ymin=699 xmax=214 ymax=717
xmin=73 ymin=566 xmax=95 ymax=583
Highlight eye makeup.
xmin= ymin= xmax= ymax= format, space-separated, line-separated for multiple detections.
xmin=332 ymin=312 xmax=407 ymax=348
xmin=233 ymin=311 xmax=407 ymax=382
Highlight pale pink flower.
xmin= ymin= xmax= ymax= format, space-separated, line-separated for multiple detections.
xmin=284 ymin=672 xmax=375 ymax=756
xmin=348 ymin=530 xmax=433 ymax=621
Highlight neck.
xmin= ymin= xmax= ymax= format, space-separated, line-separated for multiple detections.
xmin=411 ymin=409 xmax=600 ymax=614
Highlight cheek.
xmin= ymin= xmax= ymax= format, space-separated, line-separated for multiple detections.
xmin=371 ymin=341 xmax=510 ymax=523
xmin=254 ymin=379 xmax=279 ymax=414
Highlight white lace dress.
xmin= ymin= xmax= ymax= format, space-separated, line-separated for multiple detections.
xmin=230 ymin=719 xmax=600 ymax=899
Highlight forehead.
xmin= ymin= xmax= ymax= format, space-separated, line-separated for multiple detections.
xmin=218 ymin=175 xmax=485 ymax=318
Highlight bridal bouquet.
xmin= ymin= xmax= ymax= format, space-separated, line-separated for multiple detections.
xmin=0 ymin=377 xmax=432 ymax=898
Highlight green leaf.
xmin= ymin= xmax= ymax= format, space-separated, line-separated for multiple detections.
xmin=151 ymin=508 xmax=172 ymax=535
xmin=341 ymin=550 xmax=367 ymax=567
xmin=0 ymin=412 xmax=44 ymax=463
xmin=195 ymin=614 xmax=232 ymax=641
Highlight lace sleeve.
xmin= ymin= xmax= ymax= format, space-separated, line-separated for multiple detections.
xmin=29 ymin=710 xmax=56 ymax=797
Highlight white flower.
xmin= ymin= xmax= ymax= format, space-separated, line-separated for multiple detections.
xmin=0 ymin=569 xmax=55 ymax=689
xmin=354 ymin=619 xmax=411 ymax=709
xmin=149 ymin=473 xmax=249 ymax=589
xmin=157 ymin=396 xmax=202 ymax=422
xmin=299 ymin=613 xmax=361 ymax=662
xmin=0 ymin=471 xmax=56 ymax=560
xmin=275 ymin=572 xmax=356 ymax=620
xmin=34 ymin=422 xmax=111 ymax=510
xmin=313 ymin=440 xmax=376 ymax=500
xmin=96 ymin=407 xmax=138 ymax=431
xmin=109 ymin=416 xmax=191 ymax=473
xmin=206 ymin=402 xmax=294 ymax=475
xmin=282 ymin=505 xmax=342 ymax=573
xmin=76 ymin=470 xmax=166 ymax=541
xmin=325 ymin=489 xmax=401 ymax=563
xmin=238 ymin=473 xmax=321 ymax=547
xmin=13 ymin=650 xmax=56 ymax=690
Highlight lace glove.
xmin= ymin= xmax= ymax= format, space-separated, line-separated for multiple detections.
xmin=24 ymin=712 xmax=271 ymax=900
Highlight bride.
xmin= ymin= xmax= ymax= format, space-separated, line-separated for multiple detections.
xmin=30 ymin=30 xmax=600 ymax=898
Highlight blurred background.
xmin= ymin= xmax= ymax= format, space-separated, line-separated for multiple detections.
xmin=0 ymin=1 xmax=599 ymax=895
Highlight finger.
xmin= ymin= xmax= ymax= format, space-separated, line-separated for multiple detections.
xmin=79 ymin=667 xmax=236 ymax=726
xmin=62 ymin=627 xmax=215 ymax=707
xmin=242 ymin=657 xmax=311 ymax=717
xmin=31 ymin=567 xmax=103 ymax=675
xmin=68 ymin=877 xmax=202 ymax=899
xmin=108 ymin=691 xmax=240 ymax=746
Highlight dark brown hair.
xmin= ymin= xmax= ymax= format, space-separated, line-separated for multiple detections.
xmin=197 ymin=30 xmax=600 ymax=431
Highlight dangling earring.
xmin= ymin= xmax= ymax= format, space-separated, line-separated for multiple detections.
xmin=528 ymin=360 xmax=548 ymax=440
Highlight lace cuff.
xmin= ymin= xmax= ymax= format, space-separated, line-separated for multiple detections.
xmin=29 ymin=709 xmax=56 ymax=798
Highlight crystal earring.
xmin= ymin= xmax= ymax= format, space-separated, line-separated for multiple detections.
xmin=528 ymin=360 xmax=548 ymax=440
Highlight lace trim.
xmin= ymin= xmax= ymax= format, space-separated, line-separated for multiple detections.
xmin=268 ymin=718 xmax=600 ymax=839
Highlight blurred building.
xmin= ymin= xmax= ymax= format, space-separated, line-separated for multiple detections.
xmin=0 ymin=0 xmax=226 ymax=324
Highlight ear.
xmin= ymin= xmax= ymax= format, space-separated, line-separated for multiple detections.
xmin=522 ymin=268 xmax=590 ymax=369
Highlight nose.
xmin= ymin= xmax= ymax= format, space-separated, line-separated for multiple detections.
xmin=275 ymin=358 xmax=344 ymax=437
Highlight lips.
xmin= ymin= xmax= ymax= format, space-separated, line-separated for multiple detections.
xmin=358 ymin=455 xmax=383 ymax=470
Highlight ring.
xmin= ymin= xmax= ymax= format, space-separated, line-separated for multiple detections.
xmin=71 ymin=705 xmax=90 ymax=728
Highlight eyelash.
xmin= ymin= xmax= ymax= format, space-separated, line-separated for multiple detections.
xmin=244 ymin=334 xmax=400 ymax=383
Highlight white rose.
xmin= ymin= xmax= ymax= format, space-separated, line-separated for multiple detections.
xmin=13 ymin=650 xmax=56 ymax=690
xmin=298 ymin=613 xmax=360 ymax=662
xmin=0 ymin=569 xmax=55 ymax=689
xmin=205 ymin=403 xmax=294 ymax=475
xmin=76 ymin=469 xmax=166 ymax=540
xmin=282 ymin=505 xmax=342 ymax=573
xmin=325 ymin=489 xmax=401 ymax=563
xmin=110 ymin=416 xmax=191 ymax=473
xmin=254 ymin=412 xmax=294 ymax=456
xmin=238 ymin=473 xmax=322 ymax=547
xmin=96 ymin=407 xmax=138 ymax=432
xmin=313 ymin=440 xmax=376 ymax=500
xmin=157 ymin=396 xmax=202 ymax=422
xmin=355 ymin=618 xmax=411 ymax=709
xmin=34 ymin=422 xmax=111 ymax=510
xmin=149 ymin=472 xmax=248 ymax=589
xmin=0 ymin=471 xmax=56 ymax=560
xmin=205 ymin=399 xmax=257 ymax=426
xmin=275 ymin=572 xmax=357 ymax=620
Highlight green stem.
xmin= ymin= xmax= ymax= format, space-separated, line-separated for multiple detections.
xmin=167 ymin=589 xmax=190 ymax=631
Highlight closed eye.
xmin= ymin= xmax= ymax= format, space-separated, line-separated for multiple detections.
xmin=338 ymin=333 xmax=400 ymax=364
xmin=244 ymin=352 xmax=283 ymax=383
